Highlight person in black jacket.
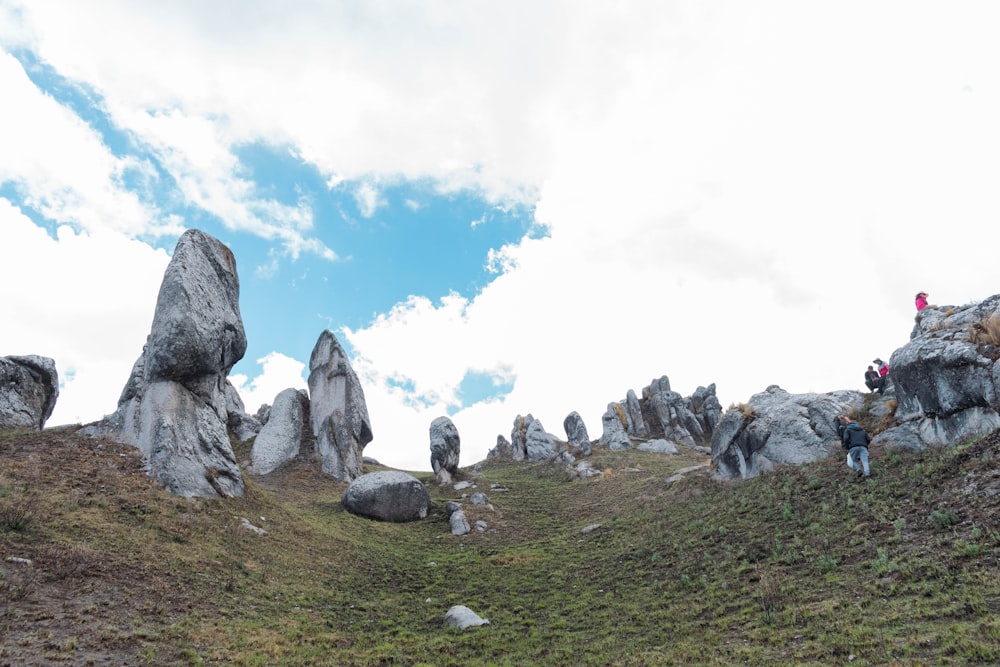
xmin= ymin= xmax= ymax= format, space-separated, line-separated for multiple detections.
xmin=864 ymin=366 xmax=880 ymax=392
xmin=842 ymin=418 xmax=871 ymax=478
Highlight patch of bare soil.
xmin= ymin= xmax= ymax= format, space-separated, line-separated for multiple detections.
xmin=0 ymin=431 xmax=196 ymax=666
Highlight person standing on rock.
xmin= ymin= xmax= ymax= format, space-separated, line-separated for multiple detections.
xmin=842 ymin=418 xmax=871 ymax=479
xmin=915 ymin=291 xmax=929 ymax=312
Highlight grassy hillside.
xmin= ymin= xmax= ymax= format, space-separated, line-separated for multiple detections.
xmin=2 ymin=426 xmax=999 ymax=666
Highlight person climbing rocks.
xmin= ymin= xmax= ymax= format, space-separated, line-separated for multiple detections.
xmin=864 ymin=365 xmax=880 ymax=392
xmin=915 ymin=291 xmax=929 ymax=312
xmin=841 ymin=417 xmax=871 ymax=479
xmin=873 ymin=358 xmax=890 ymax=394
xmin=834 ymin=414 xmax=849 ymax=442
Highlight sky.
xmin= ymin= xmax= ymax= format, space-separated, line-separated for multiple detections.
xmin=3 ymin=1 xmax=1000 ymax=472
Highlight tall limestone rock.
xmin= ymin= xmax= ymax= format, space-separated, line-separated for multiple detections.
xmin=81 ymin=230 xmax=247 ymax=497
xmin=308 ymin=330 xmax=373 ymax=481
xmin=430 ymin=416 xmax=461 ymax=484
xmin=0 ymin=355 xmax=59 ymax=430
xmin=249 ymin=388 xmax=308 ymax=475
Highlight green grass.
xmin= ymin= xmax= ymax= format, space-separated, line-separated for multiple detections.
xmin=2 ymin=427 xmax=1000 ymax=665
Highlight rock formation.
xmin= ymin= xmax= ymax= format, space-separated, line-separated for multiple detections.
xmin=0 ymin=355 xmax=59 ymax=430
xmin=599 ymin=402 xmax=631 ymax=450
xmin=563 ymin=411 xmax=592 ymax=455
xmin=430 ymin=416 xmax=461 ymax=484
xmin=308 ymin=330 xmax=373 ymax=481
xmin=712 ymin=386 xmax=864 ymax=480
xmin=249 ymin=388 xmax=308 ymax=474
xmin=444 ymin=605 xmax=490 ymax=629
xmin=875 ymin=295 xmax=1000 ymax=450
xmin=341 ymin=470 xmax=430 ymax=522
xmin=81 ymin=229 xmax=246 ymax=498
xmin=602 ymin=376 xmax=722 ymax=451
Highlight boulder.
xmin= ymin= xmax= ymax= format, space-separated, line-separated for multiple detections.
xmin=875 ymin=294 xmax=1000 ymax=450
xmin=711 ymin=385 xmax=864 ymax=480
xmin=341 ymin=470 xmax=430 ymax=522
xmin=0 ymin=355 xmax=59 ymax=430
xmin=510 ymin=414 xmax=557 ymax=461
xmin=563 ymin=411 xmax=592 ymax=455
xmin=249 ymin=388 xmax=307 ymax=474
xmin=449 ymin=509 xmax=471 ymax=535
xmin=636 ymin=438 xmax=678 ymax=454
xmin=486 ymin=434 xmax=514 ymax=460
xmin=308 ymin=330 xmax=373 ymax=481
xmin=80 ymin=230 xmax=246 ymax=498
xmin=444 ymin=605 xmax=489 ymax=629
xmin=430 ymin=416 xmax=461 ymax=484
xmin=599 ymin=402 xmax=631 ymax=450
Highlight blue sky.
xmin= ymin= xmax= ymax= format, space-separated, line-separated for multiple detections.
xmin=3 ymin=1 xmax=1000 ymax=471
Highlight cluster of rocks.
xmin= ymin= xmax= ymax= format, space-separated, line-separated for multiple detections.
xmin=711 ymin=295 xmax=1000 ymax=480
xmin=0 ymin=355 xmax=58 ymax=430
xmin=600 ymin=377 xmax=722 ymax=452
xmin=9 ymin=225 xmax=1000 ymax=513
xmin=75 ymin=230 xmax=373 ymax=497
xmin=484 ymin=377 xmax=721 ymax=470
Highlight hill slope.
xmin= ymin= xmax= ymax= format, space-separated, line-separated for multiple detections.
xmin=2 ymin=429 xmax=999 ymax=666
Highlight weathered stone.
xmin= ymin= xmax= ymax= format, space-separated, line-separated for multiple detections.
xmin=249 ymin=388 xmax=307 ymax=475
xmin=341 ymin=471 xmax=429 ymax=522
xmin=625 ymin=389 xmax=647 ymax=437
xmin=599 ymin=403 xmax=631 ymax=450
xmin=470 ymin=492 xmax=489 ymax=506
xmin=525 ymin=418 xmax=556 ymax=461
xmin=308 ymin=330 xmax=373 ymax=481
xmin=430 ymin=416 xmax=461 ymax=484
xmin=563 ymin=411 xmax=592 ymax=455
xmin=444 ymin=605 xmax=489 ymax=629
xmin=486 ymin=434 xmax=513 ymax=460
xmin=875 ymin=294 xmax=1000 ymax=450
xmin=711 ymin=386 xmax=864 ymax=480
xmin=144 ymin=230 xmax=246 ymax=383
xmin=636 ymin=438 xmax=678 ymax=454
xmin=80 ymin=230 xmax=246 ymax=498
xmin=0 ymin=355 xmax=59 ymax=430
xmin=449 ymin=509 xmax=471 ymax=535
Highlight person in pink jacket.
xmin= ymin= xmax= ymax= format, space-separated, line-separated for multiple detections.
xmin=915 ymin=291 xmax=929 ymax=311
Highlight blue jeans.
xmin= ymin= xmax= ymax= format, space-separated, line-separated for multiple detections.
xmin=848 ymin=446 xmax=870 ymax=476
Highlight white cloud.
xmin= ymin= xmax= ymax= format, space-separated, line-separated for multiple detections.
xmin=0 ymin=201 xmax=169 ymax=426
xmin=0 ymin=51 xmax=162 ymax=236
xmin=352 ymin=181 xmax=384 ymax=219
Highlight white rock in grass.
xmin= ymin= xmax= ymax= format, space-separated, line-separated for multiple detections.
xmin=444 ymin=605 xmax=490 ymax=629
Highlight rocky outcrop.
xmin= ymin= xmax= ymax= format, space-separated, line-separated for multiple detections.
xmin=510 ymin=414 xmax=557 ymax=462
xmin=486 ymin=434 xmax=513 ymax=460
xmin=599 ymin=403 xmax=631 ymax=450
xmin=712 ymin=386 xmax=864 ymax=480
xmin=604 ymin=376 xmax=722 ymax=450
xmin=81 ymin=230 xmax=246 ymax=498
xmin=563 ymin=411 xmax=592 ymax=455
xmin=430 ymin=416 xmax=461 ymax=484
xmin=875 ymin=295 xmax=1000 ymax=450
xmin=308 ymin=330 xmax=373 ymax=482
xmin=0 ymin=355 xmax=59 ymax=430
xmin=341 ymin=471 xmax=430 ymax=522
xmin=249 ymin=388 xmax=308 ymax=474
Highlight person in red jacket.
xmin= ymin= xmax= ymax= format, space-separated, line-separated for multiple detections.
xmin=915 ymin=291 xmax=929 ymax=311
xmin=873 ymin=358 xmax=890 ymax=394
